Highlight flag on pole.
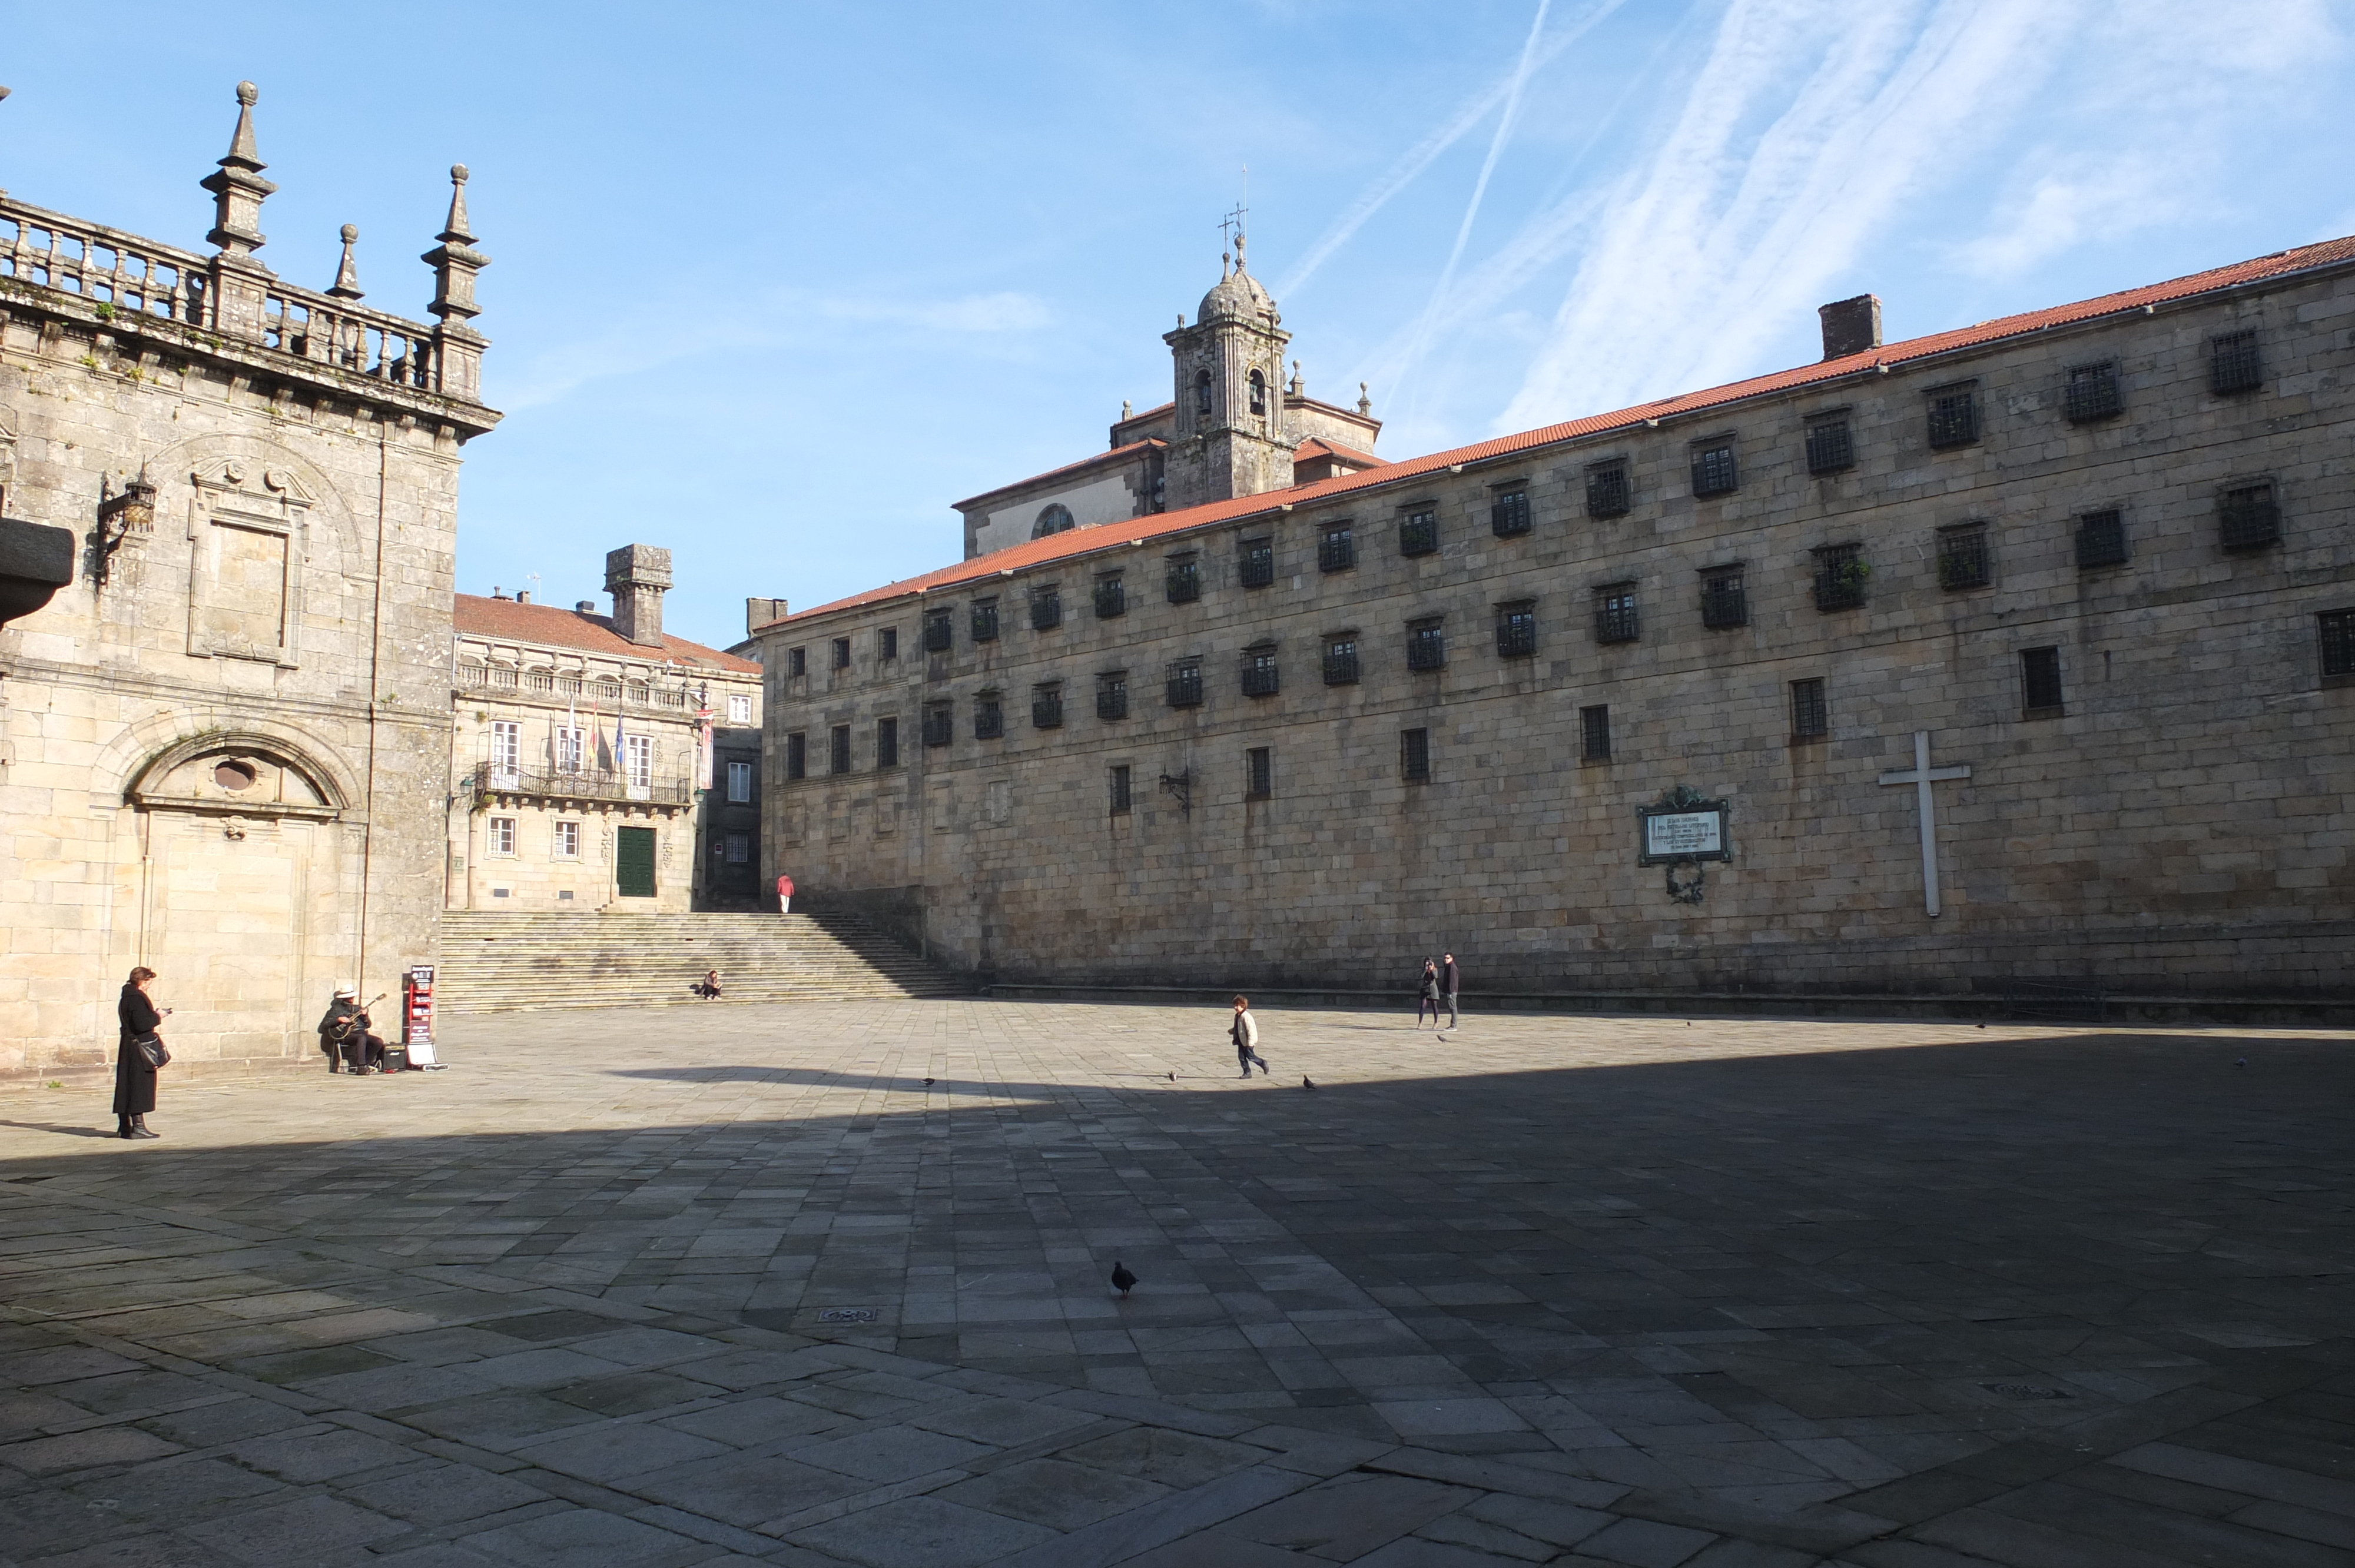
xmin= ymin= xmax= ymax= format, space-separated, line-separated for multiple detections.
xmin=694 ymin=688 xmax=715 ymax=792
xmin=565 ymin=698 xmax=579 ymax=772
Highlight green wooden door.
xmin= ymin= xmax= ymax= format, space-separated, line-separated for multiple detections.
xmin=615 ymin=826 xmax=656 ymax=898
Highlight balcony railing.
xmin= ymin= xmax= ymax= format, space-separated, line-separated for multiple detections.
xmin=470 ymin=762 xmax=692 ymax=808
xmin=457 ymin=663 xmax=705 ymax=710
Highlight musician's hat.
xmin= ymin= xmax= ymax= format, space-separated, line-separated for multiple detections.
xmin=334 ymin=985 xmax=357 ymax=999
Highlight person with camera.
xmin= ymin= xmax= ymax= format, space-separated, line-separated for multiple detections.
xmin=114 ymin=966 xmax=169 ymax=1140
xmin=318 ymin=986 xmax=389 ymax=1074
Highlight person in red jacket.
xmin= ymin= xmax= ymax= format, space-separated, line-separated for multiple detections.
xmin=777 ymin=872 xmax=794 ymax=915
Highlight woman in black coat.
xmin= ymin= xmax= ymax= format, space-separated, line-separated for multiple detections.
xmin=114 ymin=966 xmax=167 ymax=1140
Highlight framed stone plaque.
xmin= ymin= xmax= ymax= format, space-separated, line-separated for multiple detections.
xmin=1638 ymin=787 xmax=1730 ymax=865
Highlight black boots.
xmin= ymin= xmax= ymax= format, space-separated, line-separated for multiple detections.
xmin=120 ymin=1115 xmax=160 ymax=1140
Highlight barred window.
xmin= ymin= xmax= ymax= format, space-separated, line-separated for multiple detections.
xmin=1407 ymin=617 xmax=1446 ymax=672
xmin=1167 ymin=659 xmax=1203 ymax=708
xmin=831 ymin=637 xmax=851 ymax=670
xmin=1595 ymin=584 xmax=1640 ymax=644
xmin=1323 ymin=636 xmax=1359 ymax=685
xmin=1094 ymin=575 xmax=1127 ymax=618
xmin=785 ymin=731 xmax=807 ymax=780
xmin=2022 ymin=646 xmax=2064 ymax=714
xmin=1495 ymin=601 xmax=1537 ymax=659
xmin=923 ymin=609 xmax=953 ymax=652
xmin=1239 ymin=537 xmax=1275 ymax=589
xmin=1166 ymin=554 xmax=1201 ymax=604
xmin=829 ymin=725 xmax=852 ymax=774
xmin=1401 ymin=727 xmax=1431 ymax=783
xmin=922 ymin=702 xmax=953 ymax=748
xmin=876 ymin=716 xmax=898 ymax=768
xmin=2218 ymin=481 xmax=2281 ymax=552
xmin=2076 ymin=509 xmax=2128 ymax=570
xmin=1246 ymin=746 xmax=1272 ymax=800
xmin=1926 ymin=384 xmax=1979 ymax=450
xmin=1490 ymin=486 xmax=1531 ymax=539
xmin=1804 ymin=416 xmax=1854 ymax=476
xmin=1319 ymin=523 xmax=1355 ymax=573
xmin=971 ymin=597 xmax=1000 ymax=642
xmin=1938 ymin=524 xmax=1991 ymax=590
xmin=2210 ymin=329 xmax=2261 ymax=396
xmin=1691 ymin=440 xmax=1738 ymax=499
xmin=2319 ymin=609 xmax=2355 ymax=679
xmin=1790 ymin=677 xmax=1827 ymax=740
xmin=1096 ymin=671 xmax=1129 ymax=721
xmin=1700 ymin=566 xmax=1747 ymax=629
xmin=973 ymin=692 xmax=1004 ymax=739
xmin=1242 ymin=644 xmax=1279 ymax=697
xmin=1580 ymin=705 xmax=1611 ymax=763
xmin=788 ymin=646 xmax=807 ymax=677
xmin=880 ymin=627 xmax=898 ymax=660
xmin=1109 ymin=763 xmax=1132 ymax=816
xmin=1399 ymin=506 xmax=1439 ymax=557
xmin=725 ymin=832 xmax=749 ymax=865
xmin=1031 ymin=683 xmax=1064 ymax=729
xmin=1812 ymin=543 xmax=1868 ymax=612
xmin=2065 ymin=361 xmax=2121 ymax=423
xmin=1030 ymin=584 xmax=1062 ymax=630
xmin=1586 ymin=460 xmax=1630 ymax=519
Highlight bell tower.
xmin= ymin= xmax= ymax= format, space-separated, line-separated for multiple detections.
xmin=1163 ymin=232 xmax=1295 ymax=511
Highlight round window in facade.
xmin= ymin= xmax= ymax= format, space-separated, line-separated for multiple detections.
xmin=1033 ymin=503 xmax=1076 ymax=539
xmin=214 ymin=759 xmax=257 ymax=792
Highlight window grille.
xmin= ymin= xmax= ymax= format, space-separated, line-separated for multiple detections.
xmin=1580 ymin=705 xmax=1612 ymax=762
xmin=1031 ymin=684 xmax=1064 ymax=729
xmin=923 ymin=703 xmax=953 ymax=748
xmin=1242 ymin=646 xmax=1280 ymax=697
xmin=1401 ymin=727 xmax=1431 ymax=783
xmin=727 ymin=760 xmax=754 ymax=802
xmin=1166 ymin=660 xmax=1203 ymax=708
xmin=1700 ymin=567 xmax=1747 ymax=629
xmin=1319 ymin=524 xmax=1355 ymax=573
xmin=2022 ymin=646 xmax=2064 ymax=713
xmin=1407 ymin=619 xmax=1446 ymax=671
xmin=876 ymin=717 xmax=898 ymax=768
xmin=1030 ymin=586 xmax=1062 ymax=630
xmin=1790 ymin=677 xmax=1828 ymax=740
xmin=829 ymin=726 xmax=852 ymax=774
xmin=2076 ymin=509 xmax=2128 ymax=569
xmin=1938 ymin=525 xmax=1991 ymax=590
xmin=1094 ymin=576 xmax=1127 ymax=618
xmin=1239 ymin=537 xmax=1275 ymax=589
xmin=1691 ymin=442 xmax=1738 ymax=499
xmin=2210 ymin=330 xmax=2261 ymax=395
xmin=1490 ymin=487 xmax=1531 ymax=538
xmin=1109 ymin=763 xmax=1132 ymax=815
xmin=1096 ymin=672 xmax=1129 ymax=721
xmin=1926 ymin=385 xmax=1979 ymax=449
xmin=923 ymin=610 xmax=951 ymax=652
xmin=1586 ymin=460 xmax=1630 ymax=519
xmin=2065 ymin=361 xmax=2121 ymax=423
xmin=1323 ymin=637 xmax=1359 ymax=685
xmin=788 ymin=647 xmax=807 ymax=677
xmin=1812 ymin=543 xmax=1868 ymax=611
xmin=1594 ymin=586 xmax=1640 ymax=644
xmin=831 ymin=637 xmax=851 ymax=670
xmin=2320 ymin=609 xmax=2355 ymax=679
xmin=973 ymin=693 xmax=1003 ymax=739
xmin=1495 ymin=602 xmax=1537 ymax=658
xmin=786 ymin=732 xmax=806 ymax=779
xmin=1399 ymin=507 xmax=1438 ymax=557
xmin=1246 ymin=746 xmax=1272 ymax=800
xmin=880 ymin=627 xmax=898 ymax=660
xmin=1166 ymin=555 xmax=1200 ymax=603
xmin=2218 ymin=482 xmax=2280 ymax=551
xmin=971 ymin=599 xmax=999 ymax=642
xmin=1805 ymin=417 xmax=1854 ymax=476
xmin=725 ymin=832 xmax=749 ymax=865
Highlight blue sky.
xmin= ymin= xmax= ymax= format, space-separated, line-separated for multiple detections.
xmin=8 ymin=1 xmax=2350 ymax=648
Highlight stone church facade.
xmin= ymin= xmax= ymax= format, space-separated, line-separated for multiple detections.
xmin=0 ymin=85 xmax=499 ymax=1080
xmin=757 ymin=238 xmax=2355 ymax=1002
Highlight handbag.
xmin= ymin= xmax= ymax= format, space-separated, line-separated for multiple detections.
xmin=132 ymin=1033 xmax=171 ymax=1068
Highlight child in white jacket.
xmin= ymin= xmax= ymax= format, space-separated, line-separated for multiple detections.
xmin=1230 ymin=995 xmax=1269 ymax=1077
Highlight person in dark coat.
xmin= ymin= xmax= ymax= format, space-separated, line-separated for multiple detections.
xmin=114 ymin=966 xmax=167 ymax=1139
xmin=1440 ymin=952 xmax=1462 ymax=1033
xmin=317 ymin=987 xmax=387 ymax=1074
xmin=1417 ymin=959 xmax=1441 ymax=1028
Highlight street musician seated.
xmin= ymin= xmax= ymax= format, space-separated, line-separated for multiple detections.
xmin=318 ymin=986 xmax=390 ymax=1074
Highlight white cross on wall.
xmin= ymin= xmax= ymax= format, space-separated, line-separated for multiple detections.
xmin=1878 ymin=730 xmax=1972 ymax=918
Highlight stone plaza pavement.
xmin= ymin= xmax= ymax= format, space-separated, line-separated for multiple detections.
xmin=1 ymin=1001 xmax=2350 ymax=1567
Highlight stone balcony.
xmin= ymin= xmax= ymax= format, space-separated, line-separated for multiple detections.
xmin=468 ymin=762 xmax=695 ymax=811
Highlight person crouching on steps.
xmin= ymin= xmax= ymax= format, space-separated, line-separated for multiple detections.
xmin=1231 ymin=995 xmax=1269 ymax=1078
xmin=115 ymin=966 xmax=168 ymax=1139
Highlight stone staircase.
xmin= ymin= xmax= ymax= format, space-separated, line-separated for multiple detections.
xmin=434 ymin=911 xmax=967 ymax=1014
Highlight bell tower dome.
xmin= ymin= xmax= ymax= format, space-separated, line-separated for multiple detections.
xmin=1163 ymin=234 xmax=1295 ymax=510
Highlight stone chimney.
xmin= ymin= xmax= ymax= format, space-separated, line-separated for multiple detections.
xmin=605 ymin=544 xmax=672 ymax=646
xmin=746 ymin=596 xmax=789 ymax=635
xmin=1819 ymin=294 xmax=1883 ymax=361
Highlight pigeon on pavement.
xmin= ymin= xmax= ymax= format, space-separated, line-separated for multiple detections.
xmin=1110 ymin=1260 xmax=1137 ymax=1296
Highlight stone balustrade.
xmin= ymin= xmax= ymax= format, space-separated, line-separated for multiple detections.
xmin=455 ymin=660 xmax=706 ymax=711
xmin=469 ymin=761 xmax=695 ymax=809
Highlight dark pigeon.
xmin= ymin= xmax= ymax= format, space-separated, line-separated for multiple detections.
xmin=1302 ymin=1075 xmax=1316 ymax=1089
xmin=1110 ymin=1260 xmax=1137 ymax=1296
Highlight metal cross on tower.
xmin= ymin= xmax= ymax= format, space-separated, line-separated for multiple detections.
xmin=1219 ymin=202 xmax=1248 ymax=254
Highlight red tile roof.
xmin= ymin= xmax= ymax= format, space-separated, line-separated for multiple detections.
xmin=454 ymin=593 xmax=760 ymax=673
xmin=951 ymin=439 xmax=1166 ymax=512
xmin=1294 ymin=436 xmax=1385 ymax=468
xmin=767 ymin=232 xmax=2355 ymax=631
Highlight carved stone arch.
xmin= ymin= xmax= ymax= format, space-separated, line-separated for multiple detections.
xmin=128 ymin=728 xmax=353 ymax=820
xmin=94 ymin=706 xmax=365 ymax=818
